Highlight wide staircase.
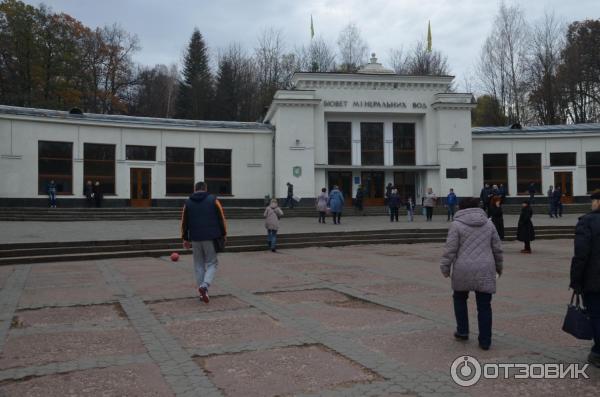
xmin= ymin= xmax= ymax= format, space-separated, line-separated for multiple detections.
xmin=0 ymin=225 xmax=576 ymax=265
xmin=0 ymin=204 xmax=589 ymax=221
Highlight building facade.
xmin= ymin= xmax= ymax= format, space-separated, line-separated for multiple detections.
xmin=1 ymin=55 xmax=600 ymax=207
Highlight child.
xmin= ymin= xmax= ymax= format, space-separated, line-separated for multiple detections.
xmin=406 ymin=197 xmax=415 ymax=222
xmin=264 ymin=199 xmax=283 ymax=252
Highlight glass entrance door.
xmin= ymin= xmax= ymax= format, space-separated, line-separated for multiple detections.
xmin=394 ymin=172 xmax=416 ymax=201
xmin=554 ymin=172 xmax=573 ymax=204
xmin=130 ymin=168 xmax=152 ymax=207
xmin=361 ymin=171 xmax=385 ymax=206
xmin=327 ymin=171 xmax=353 ymax=205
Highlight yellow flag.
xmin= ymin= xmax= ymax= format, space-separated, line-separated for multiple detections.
xmin=311 ymin=15 xmax=315 ymax=39
xmin=427 ymin=20 xmax=432 ymax=52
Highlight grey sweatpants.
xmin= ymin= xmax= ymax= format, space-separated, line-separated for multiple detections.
xmin=192 ymin=240 xmax=218 ymax=289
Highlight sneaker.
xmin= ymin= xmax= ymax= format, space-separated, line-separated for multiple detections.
xmin=588 ymin=352 xmax=600 ymax=368
xmin=479 ymin=343 xmax=490 ymax=351
xmin=198 ymin=287 xmax=210 ymax=304
xmin=454 ymin=332 xmax=469 ymax=341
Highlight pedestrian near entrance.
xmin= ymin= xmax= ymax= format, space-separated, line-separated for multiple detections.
xmin=548 ymin=186 xmax=554 ymax=217
xmin=388 ymin=188 xmax=401 ymax=222
xmin=570 ymin=189 xmax=600 ymax=368
xmin=93 ymin=181 xmax=103 ymax=208
xmin=354 ymin=185 xmax=364 ymax=214
xmin=498 ymin=184 xmax=507 ymax=204
xmin=424 ymin=188 xmax=437 ymax=221
xmin=446 ymin=188 xmax=458 ymax=221
xmin=489 ymin=196 xmax=505 ymax=240
xmin=264 ymin=199 xmax=283 ymax=252
xmin=440 ymin=197 xmax=503 ymax=351
xmin=552 ymin=187 xmax=563 ymax=218
xmin=285 ymin=182 xmax=294 ymax=209
xmin=528 ymin=182 xmax=536 ymax=204
xmin=328 ymin=185 xmax=344 ymax=224
xmin=47 ymin=180 xmax=57 ymax=208
xmin=480 ymin=184 xmax=491 ymax=212
xmin=181 ymin=181 xmax=227 ymax=304
xmin=316 ymin=188 xmax=328 ymax=224
xmin=84 ymin=180 xmax=94 ymax=207
xmin=406 ymin=197 xmax=415 ymax=222
xmin=517 ymin=201 xmax=535 ymax=253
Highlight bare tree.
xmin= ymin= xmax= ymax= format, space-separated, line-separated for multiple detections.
xmin=387 ymin=47 xmax=408 ymax=74
xmin=295 ymin=36 xmax=336 ymax=72
xmin=336 ymin=23 xmax=368 ymax=72
xmin=254 ymin=27 xmax=285 ymax=113
xmin=405 ymin=41 xmax=450 ymax=76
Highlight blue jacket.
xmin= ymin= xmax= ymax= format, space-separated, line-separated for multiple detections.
xmin=447 ymin=193 xmax=458 ymax=206
xmin=181 ymin=191 xmax=227 ymax=241
xmin=388 ymin=193 xmax=401 ymax=208
xmin=328 ymin=189 xmax=345 ymax=213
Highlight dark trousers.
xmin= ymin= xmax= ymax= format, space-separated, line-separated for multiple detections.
xmin=584 ymin=292 xmax=600 ymax=355
xmin=48 ymin=192 xmax=56 ymax=207
xmin=524 ymin=241 xmax=531 ymax=251
xmin=390 ymin=207 xmax=399 ymax=222
xmin=425 ymin=206 xmax=433 ymax=221
xmin=318 ymin=211 xmax=326 ymax=223
xmin=447 ymin=205 xmax=456 ymax=221
xmin=529 ymin=193 xmax=535 ymax=204
xmin=267 ymin=229 xmax=277 ymax=250
xmin=453 ymin=290 xmax=493 ymax=347
xmin=332 ymin=212 xmax=341 ymax=224
xmin=285 ymin=195 xmax=294 ymax=208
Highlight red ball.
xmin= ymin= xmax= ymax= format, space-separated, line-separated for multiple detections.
xmin=170 ymin=252 xmax=179 ymax=262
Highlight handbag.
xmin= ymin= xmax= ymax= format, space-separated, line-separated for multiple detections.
xmin=213 ymin=237 xmax=226 ymax=253
xmin=562 ymin=292 xmax=593 ymax=340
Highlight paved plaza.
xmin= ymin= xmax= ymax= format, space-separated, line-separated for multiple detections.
xmin=0 ymin=238 xmax=598 ymax=396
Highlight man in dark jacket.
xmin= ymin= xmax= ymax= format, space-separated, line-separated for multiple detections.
xmin=528 ymin=182 xmax=536 ymax=204
xmin=570 ymin=190 xmax=600 ymax=368
xmin=181 ymin=181 xmax=227 ymax=304
xmin=285 ymin=182 xmax=294 ymax=209
xmin=480 ymin=184 xmax=491 ymax=212
xmin=552 ymin=187 xmax=563 ymax=218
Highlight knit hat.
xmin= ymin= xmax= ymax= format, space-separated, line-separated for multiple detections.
xmin=591 ymin=190 xmax=600 ymax=200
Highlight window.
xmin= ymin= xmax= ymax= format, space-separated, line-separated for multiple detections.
xmin=483 ymin=154 xmax=508 ymax=193
xmin=83 ymin=143 xmax=115 ymax=195
xmin=550 ymin=152 xmax=576 ymax=167
xmin=446 ymin=168 xmax=468 ymax=179
xmin=361 ymin=122 xmax=383 ymax=165
xmin=126 ymin=145 xmax=156 ymax=161
xmin=393 ymin=123 xmax=415 ymax=165
xmin=516 ymin=153 xmax=542 ymax=194
xmin=327 ymin=122 xmax=352 ymax=165
xmin=38 ymin=141 xmax=73 ymax=194
xmin=204 ymin=149 xmax=231 ymax=195
xmin=586 ymin=152 xmax=600 ymax=192
xmin=166 ymin=147 xmax=195 ymax=195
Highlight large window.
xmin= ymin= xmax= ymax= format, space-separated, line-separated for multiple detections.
xmin=483 ymin=154 xmax=508 ymax=193
xmin=393 ymin=123 xmax=415 ymax=165
xmin=586 ymin=152 xmax=600 ymax=192
xmin=166 ymin=147 xmax=195 ymax=195
xmin=126 ymin=145 xmax=156 ymax=161
xmin=327 ymin=122 xmax=352 ymax=165
xmin=550 ymin=152 xmax=576 ymax=167
xmin=361 ymin=122 xmax=384 ymax=165
xmin=516 ymin=153 xmax=542 ymax=194
xmin=204 ymin=149 xmax=231 ymax=195
xmin=38 ymin=141 xmax=73 ymax=194
xmin=84 ymin=143 xmax=115 ymax=195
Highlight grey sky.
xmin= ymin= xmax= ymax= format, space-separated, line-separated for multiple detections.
xmin=23 ymin=0 xmax=600 ymax=91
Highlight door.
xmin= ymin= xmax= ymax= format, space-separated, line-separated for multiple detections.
xmin=361 ymin=171 xmax=385 ymax=206
xmin=328 ymin=171 xmax=353 ymax=206
xmin=394 ymin=172 xmax=417 ymax=201
xmin=130 ymin=168 xmax=152 ymax=207
xmin=554 ymin=172 xmax=573 ymax=204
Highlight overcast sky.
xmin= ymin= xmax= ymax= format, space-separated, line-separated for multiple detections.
xmin=23 ymin=0 xmax=599 ymax=91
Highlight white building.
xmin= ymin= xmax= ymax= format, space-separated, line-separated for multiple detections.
xmin=1 ymin=54 xmax=600 ymax=207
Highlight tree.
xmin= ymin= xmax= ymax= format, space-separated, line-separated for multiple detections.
xmin=130 ymin=64 xmax=178 ymax=117
xmin=295 ymin=36 xmax=336 ymax=72
xmin=176 ymin=28 xmax=213 ymax=120
xmin=472 ymin=95 xmax=508 ymax=127
xmin=337 ymin=23 xmax=368 ymax=72
xmin=254 ymin=27 xmax=285 ymax=116
xmin=405 ymin=41 xmax=449 ymax=76
xmin=387 ymin=47 xmax=408 ymax=74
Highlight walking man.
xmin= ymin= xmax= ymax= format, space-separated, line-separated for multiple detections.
xmin=285 ymin=182 xmax=294 ymax=209
xmin=47 ymin=180 xmax=57 ymax=208
xmin=547 ymin=186 xmax=554 ymax=217
xmin=570 ymin=190 xmax=600 ymax=368
xmin=446 ymin=188 xmax=458 ymax=221
xmin=181 ymin=181 xmax=227 ymax=304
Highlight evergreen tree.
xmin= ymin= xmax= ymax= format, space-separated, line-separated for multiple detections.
xmin=176 ymin=28 xmax=213 ymax=119
xmin=213 ymin=58 xmax=237 ymax=120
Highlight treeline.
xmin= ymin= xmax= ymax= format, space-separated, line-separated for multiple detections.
xmin=472 ymin=3 xmax=600 ymax=126
xmin=0 ymin=0 xmax=450 ymax=121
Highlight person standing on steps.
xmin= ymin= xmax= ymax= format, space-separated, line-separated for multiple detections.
xmin=528 ymin=182 xmax=536 ymax=204
xmin=388 ymin=188 xmax=401 ymax=222
xmin=570 ymin=189 xmax=600 ymax=368
xmin=517 ymin=201 xmax=535 ymax=253
xmin=264 ymin=199 xmax=283 ymax=252
xmin=285 ymin=182 xmax=294 ymax=209
xmin=480 ymin=184 xmax=491 ymax=213
xmin=440 ymin=197 xmax=503 ymax=351
xmin=547 ymin=185 xmax=555 ymax=218
xmin=446 ymin=188 xmax=458 ymax=221
xmin=498 ymin=184 xmax=507 ymax=204
xmin=316 ymin=188 xmax=328 ymax=224
xmin=93 ymin=181 xmax=103 ymax=208
xmin=84 ymin=180 xmax=94 ymax=207
xmin=328 ymin=185 xmax=345 ymax=225
xmin=552 ymin=186 xmax=563 ymax=218
xmin=406 ymin=197 xmax=415 ymax=222
xmin=354 ymin=185 xmax=364 ymax=215
xmin=489 ymin=196 xmax=505 ymax=240
xmin=424 ymin=188 xmax=437 ymax=222
xmin=181 ymin=181 xmax=227 ymax=304
xmin=47 ymin=180 xmax=57 ymax=208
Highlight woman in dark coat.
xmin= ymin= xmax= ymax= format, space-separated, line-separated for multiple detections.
xmin=489 ymin=196 xmax=505 ymax=240
xmin=517 ymin=201 xmax=535 ymax=253
xmin=93 ymin=181 xmax=103 ymax=208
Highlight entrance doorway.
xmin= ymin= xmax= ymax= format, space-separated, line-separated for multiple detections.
xmin=328 ymin=171 xmax=353 ymax=205
xmin=130 ymin=168 xmax=152 ymax=207
xmin=394 ymin=172 xmax=417 ymax=201
xmin=361 ymin=171 xmax=385 ymax=206
xmin=554 ymin=171 xmax=573 ymax=204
